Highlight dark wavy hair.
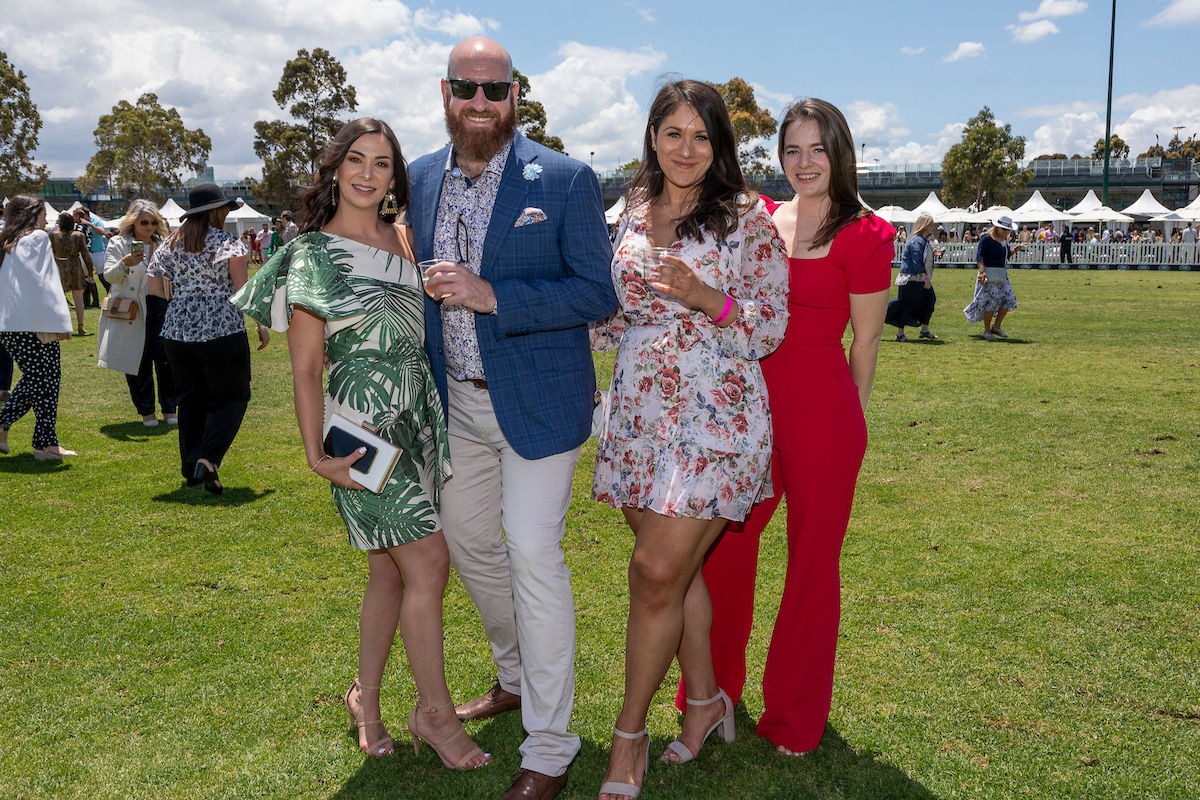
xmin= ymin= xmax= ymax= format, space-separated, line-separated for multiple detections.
xmin=56 ymin=211 xmax=76 ymax=233
xmin=625 ymin=80 xmax=750 ymax=242
xmin=0 ymin=194 xmax=46 ymax=268
xmin=297 ymin=117 xmax=409 ymax=233
xmin=777 ymin=98 xmax=870 ymax=248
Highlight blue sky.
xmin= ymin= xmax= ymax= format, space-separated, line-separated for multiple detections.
xmin=4 ymin=0 xmax=1200 ymax=182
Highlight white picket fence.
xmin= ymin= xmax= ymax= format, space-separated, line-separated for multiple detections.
xmin=898 ymin=242 xmax=1200 ymax=270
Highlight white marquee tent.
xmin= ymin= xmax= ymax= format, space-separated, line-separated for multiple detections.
xmin=931 ymin=208 xmax=976 ymax=224
xmin=1066 ymin=189 xmax=1104 ymax=216
xmin=1119 ymin=189 xmax=1172 ymax=220
xmin=1151 ymin=211 xmax=1200 ymax=237
xmin=159 ymin=198 xmax=186 ymax=228
xmin=1011 ymin=190 xmax=1071 ymax=223
xmin=225 ymin=201 xmax=270 ymax=236
xmin=911 ymin=191 xmax=949 ymax=217
xmin=1069 ymin=206 xmax=1134 ymax=225
xmin=604 ymin=196 xmax=626 ymax=225
xmin=872 ymin=205 xmax=917 ymax=225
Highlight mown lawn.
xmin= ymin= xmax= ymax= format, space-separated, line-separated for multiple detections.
xmin=1 ymin=269 xmax=1197 ymax=799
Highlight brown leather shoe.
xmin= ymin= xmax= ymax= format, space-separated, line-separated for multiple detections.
xmin=455 ymin=679 xmax=521 ymax=722
xmin=500 ymin=768 xmax=568 ymax=800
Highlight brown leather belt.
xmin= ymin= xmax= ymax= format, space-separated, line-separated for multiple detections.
xmin=456 ymin=377 xmax=488 ymax=390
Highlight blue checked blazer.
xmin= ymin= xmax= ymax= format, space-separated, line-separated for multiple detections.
xmin=409 ymin=133 xmax=618 ymax=460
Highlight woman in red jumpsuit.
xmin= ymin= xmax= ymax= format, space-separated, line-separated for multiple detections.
xmin=678 ymin=98 xmax=894 ymax=756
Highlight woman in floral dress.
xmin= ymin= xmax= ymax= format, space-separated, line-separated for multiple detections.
xmin=146 ymin=184 xmax=269 ymax=494
xmin=593 ymin=80 xmax=788 ymax=800
xmin=232 ymin=118 xmax=489 ymax=770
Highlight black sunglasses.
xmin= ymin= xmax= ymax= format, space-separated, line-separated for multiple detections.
xmin=448 ymin=79 xmax=514 ymax=102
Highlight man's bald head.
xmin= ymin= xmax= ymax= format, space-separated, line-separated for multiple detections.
xmin=447 ymin=36 xmax=512 ymax=80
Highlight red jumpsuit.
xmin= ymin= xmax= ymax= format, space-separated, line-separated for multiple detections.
xmin=678 ymin=204 xmax=894 ymax=753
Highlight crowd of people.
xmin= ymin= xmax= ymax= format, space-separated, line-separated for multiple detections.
xmin=10 ymin=32 xmax=1139 ymax=800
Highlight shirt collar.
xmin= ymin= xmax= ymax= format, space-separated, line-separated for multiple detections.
xmin=445 ymin=140 xmax=514 ymax=182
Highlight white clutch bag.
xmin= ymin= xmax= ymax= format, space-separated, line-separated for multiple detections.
xmin=321 ymin=413 xmax=402 ymax=493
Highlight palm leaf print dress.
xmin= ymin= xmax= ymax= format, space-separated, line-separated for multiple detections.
xmin=232 ymin=232 xmax=450 ymax=549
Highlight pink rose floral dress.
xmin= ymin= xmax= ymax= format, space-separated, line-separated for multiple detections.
xmin=592 ymin=196 xmax=789 ymax=520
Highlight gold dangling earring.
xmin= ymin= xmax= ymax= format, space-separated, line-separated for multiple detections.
xmin=331 ymin=177 xmax=338 ymax=208
xmin=379 ymin=184 xmax=399 ymax=217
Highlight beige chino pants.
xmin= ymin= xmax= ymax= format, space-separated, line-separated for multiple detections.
xmin=440 ymin=377 xmax=581 ymax=776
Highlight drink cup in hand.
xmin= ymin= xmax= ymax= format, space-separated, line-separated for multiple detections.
xmin=645 ymin=246 xmax=674 ymax=283
xmin=418 ymin=259 xmax=457 ymax=300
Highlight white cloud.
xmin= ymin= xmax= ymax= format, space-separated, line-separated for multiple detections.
xmin=1111 ymin=85 xmax=1200 ymax=153
xmin=626 ymin=2 xmax=656 ymax=23
xmin=1145 ymin=0 xmax=1200 ymax=27
xmin=412 ymin=9 xmax=498 ymax=36
xmin=886 ymin=123 xmax=966 ymax=167
xmin=1008 ymin=19 xmax=1061 ymax=42
xmin=942 ymin=42 xmax=985 ymax=62
xmin=900 ymin=46 xmax=925 ymax=56
xmin=845 ymin=101 xmax=909 ymax=149
xmin=528 ymin=43 xmax=668 ymax=170
xmin=0 ymin=0 xmax=505 ymax=179
xmin=1027 ymin=111 xmax=1103 ymax=157
xmin=42 ymin=107 xmax=81 ymax=125
xmin=1017 ymin=0 xmax=1088 ymax=22
xmin=1017 ymin=85 xmax=1200 ymax=159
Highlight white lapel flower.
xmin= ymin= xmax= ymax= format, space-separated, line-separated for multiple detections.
xmin=523 ymin=163 xmax=543 ymax=181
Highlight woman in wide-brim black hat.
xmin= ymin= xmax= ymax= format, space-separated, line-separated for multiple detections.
xmin=145 ymin=183 xmax=268 ymax=495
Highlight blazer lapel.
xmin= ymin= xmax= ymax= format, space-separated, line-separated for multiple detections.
xmin=481 ymin=136 xmax=534 ymax=274
xmin=411 ymin=149 xmax=449 ymax=260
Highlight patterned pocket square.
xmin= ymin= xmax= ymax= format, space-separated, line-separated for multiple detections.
xmin=514 ymin=207 xmax=548 ymax=227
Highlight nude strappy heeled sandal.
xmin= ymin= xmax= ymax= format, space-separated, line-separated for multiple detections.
xmin=407 ymin=699 xmax=491 ymax=770
xmin=344 ymin=679 xmax=394 ymax=758
xmin=661 ymin=688 xmax=734 ymax=764
xmin=598 ymin=726 xmax=649 ymax=799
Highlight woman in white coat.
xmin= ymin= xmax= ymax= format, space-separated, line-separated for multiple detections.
xmin=0 ymin=194 xmax=76 ymax=460
xmin=98 ymin=200 xmax=176 ymax=426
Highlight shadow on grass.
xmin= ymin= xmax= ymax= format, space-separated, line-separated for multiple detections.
xmin=0 ymin=454 xmax=73 ymax=474
xmin=763 ymin=724 xmax=938 ymax=800
xmin=150 ymin=484 xmax=276 ymax=506
xmin=971 ymin=334 xmax=1033 ymax=344
xmin=326 ymin=707 xmax=936 ymax=799
xmin=99 ymin=420 xmax=179 ymax=441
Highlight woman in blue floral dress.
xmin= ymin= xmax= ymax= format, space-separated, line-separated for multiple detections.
xmin=232 ymin=118 xmax=488 ymax=770
xmin=146 ymin=184 xmax=270 ymax=494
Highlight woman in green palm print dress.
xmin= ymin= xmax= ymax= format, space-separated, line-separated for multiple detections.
xmin=232 ymin=119 xmax=490 ymax=770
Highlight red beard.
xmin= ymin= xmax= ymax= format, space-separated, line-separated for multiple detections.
xmin=445 ymin=98 xmax=519 ymax=164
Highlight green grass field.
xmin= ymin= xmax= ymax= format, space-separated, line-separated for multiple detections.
xmin=2 ymin=269 xmax=1197 ymax=799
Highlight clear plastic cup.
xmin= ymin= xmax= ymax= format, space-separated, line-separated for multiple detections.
xmin=645 ymin=246 xmax=674 ymax=282
xmin=418 ymin=259 xmax=455 ymax=299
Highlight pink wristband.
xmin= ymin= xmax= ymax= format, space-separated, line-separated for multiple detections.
xmin=711 ymin=294 xmax=734 ymax=325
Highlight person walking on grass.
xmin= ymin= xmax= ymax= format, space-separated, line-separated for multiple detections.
xmin=964 ymin=214 xmax=1023 ymax=341
xmin=0 ymin=195 xmax=76 ymax=461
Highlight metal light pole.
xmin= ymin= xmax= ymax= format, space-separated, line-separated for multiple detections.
xmin=1102 ymin=0 xmax=1116 ymax=204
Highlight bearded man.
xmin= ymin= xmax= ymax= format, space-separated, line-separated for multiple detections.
xmin=407 ymin=35 xmax=617 ymax=800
